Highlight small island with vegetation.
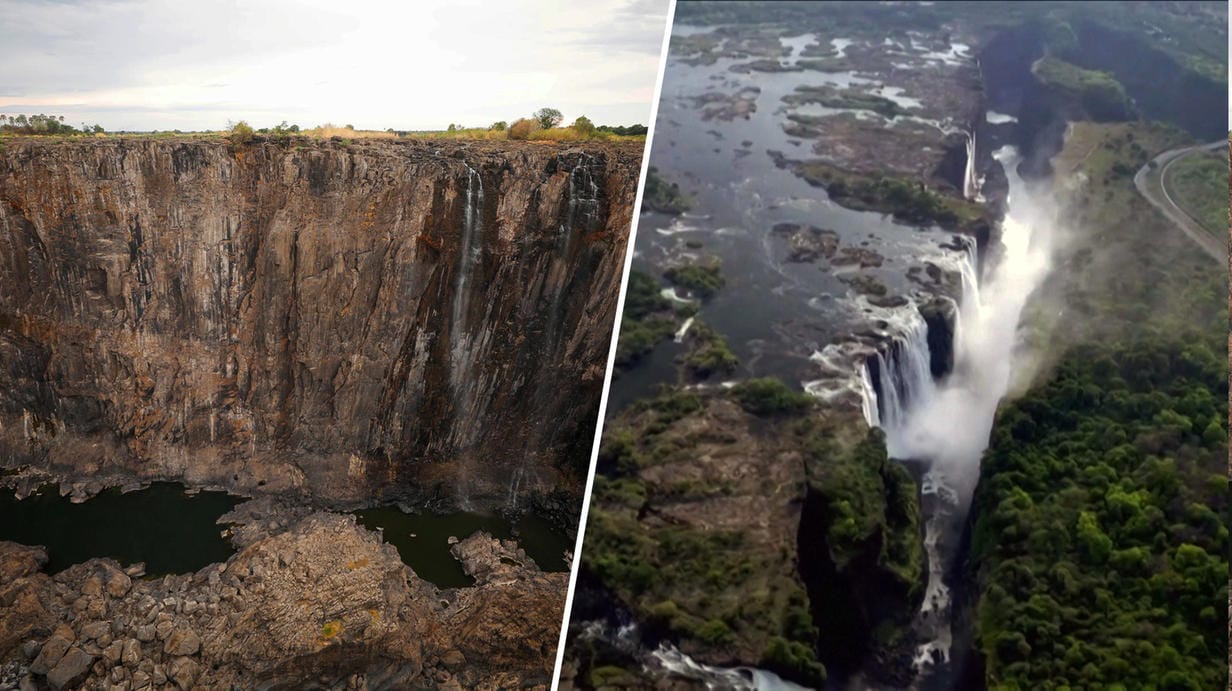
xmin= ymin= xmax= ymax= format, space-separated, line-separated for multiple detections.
xmin=642 ymin=166 xmax=693 ymax=214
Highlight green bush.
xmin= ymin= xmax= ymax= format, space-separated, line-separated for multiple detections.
xmin=572 ymin=115 xmax=596 ymax=138
xmin=761 ymin=636 xmax=827 ymax=687
xmin=682 ymin=323 xmax=738 ymax=378
xmin=228 ymin=120 xmax=255 ymax=144
xmin=696 ymin=619 xmax=733 ymax=645
xmin=731 ymin=378 xmax=813 ymax=416
xmin=664 ymin=261 xmax=724 ymax=299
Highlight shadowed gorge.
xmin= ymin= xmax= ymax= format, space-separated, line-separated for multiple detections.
xmin=0 ymin=137 xmax=640 ymax=509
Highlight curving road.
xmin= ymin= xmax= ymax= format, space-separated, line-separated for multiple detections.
xmin=1133 ymin=140 xmax=1227 ymax=264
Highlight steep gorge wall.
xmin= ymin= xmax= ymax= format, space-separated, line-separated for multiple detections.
xmin=0 ymin=138 xmax=640 ymax=508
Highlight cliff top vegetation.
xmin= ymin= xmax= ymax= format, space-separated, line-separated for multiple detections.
xmin=0 ymin=109 xmax=646 ymax=144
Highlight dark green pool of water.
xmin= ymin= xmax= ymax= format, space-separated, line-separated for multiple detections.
xmin=353 ymin=508 xmax=572 ymax=588
xmin=0 ymin=482 xmax=240 ymax=576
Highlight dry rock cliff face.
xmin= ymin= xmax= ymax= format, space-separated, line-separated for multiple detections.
xmin=0 ymin=137 xmax=640 ymax=507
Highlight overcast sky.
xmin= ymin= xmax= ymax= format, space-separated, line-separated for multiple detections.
xmin=0 ymin=0 xmax=671 ymax=132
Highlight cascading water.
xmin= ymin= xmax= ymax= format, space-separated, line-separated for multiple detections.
xmin=544 ymin=153 xmax=603 ymax=354
xmin=562 ymin=152 xmax=601 ymax=234
xmin=450 ymin=165 xmax=484 ymax=389
xmin=865 ymin=309 xmax=938 ymax=455
xmin=884 ymin=144 xmax=1055 ymax=683
xmin=860 ymin=362 xmax=881 ymax=428
xmin=962 ymin=131 xmax=980 ymax=201
xmin=650 ymin=644 xmax=809 ymax=691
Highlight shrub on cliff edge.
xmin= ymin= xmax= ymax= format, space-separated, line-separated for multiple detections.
xmin=228 ymin=120 xmax=254 ymax=144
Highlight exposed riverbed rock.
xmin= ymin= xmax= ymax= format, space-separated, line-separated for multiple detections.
xmin=0 ymin=137 xmax=640 ymax=511
xmin=0 ymin=507 xmax=567 ymax=688
xmin=772 ymin=223 xmax=841 ymax=263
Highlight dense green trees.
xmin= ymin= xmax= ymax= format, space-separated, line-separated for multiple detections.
xmin=598 ymin=124 xmax=648 ymax=136
xmin=0 ymin=113 xmax=103 ymax=135
xmin=971 ymin=334 xmax=1227 ymax=690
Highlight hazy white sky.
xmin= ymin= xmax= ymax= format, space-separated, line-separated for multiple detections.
xmin=0 ymin=0 xmax=671 ymax=132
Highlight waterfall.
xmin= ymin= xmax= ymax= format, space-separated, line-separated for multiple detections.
xmin=863 ymin=307 xmax=937 ymax=456
xmin=962 ymin=130 xmax=979 ymax=201
xmin=543 ymin=153 xmax=602 ymax=355
xmin=561 ymin=153 xmax=600 ymax=234
xmin=673 ymin=316 xmax=695 ymax=343
xmin=451 ymin=165 xmax=483 ymax=385
xmin=950 ymin=234 xmax=980 ymax=361
xmin=649 ymin=644 xmax=809 ymax=691
xmin=893 ymin=145 xmax=1055 ymax=680
xmin=859 ymin=361 xmax=880 ymax=428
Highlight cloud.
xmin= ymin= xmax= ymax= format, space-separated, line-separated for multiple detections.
xmin=0 ymin=0 xmax=671 ymax=131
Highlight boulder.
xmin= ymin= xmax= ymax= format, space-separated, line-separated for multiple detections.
xmin=29 ymin=624 xmax=74 ymax=675
xmin=163 ymin=628 xmax=201 ymax=656
xmin=122 ymin=639 xmax=142 ymax=666
xmin=168 ymin=656 xmax=200 ymax=688
xmin=80 ymin=620 xmax=111 ymax=640
xmin=46 ymin=646 xmax=93 ymax=690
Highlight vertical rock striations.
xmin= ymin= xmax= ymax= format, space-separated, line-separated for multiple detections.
xmin=0 ymin=138 xmax=640 ymax=508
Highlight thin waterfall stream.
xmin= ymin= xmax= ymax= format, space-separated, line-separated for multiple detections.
xmin=451 ymin=164 xmax=484 ymax=392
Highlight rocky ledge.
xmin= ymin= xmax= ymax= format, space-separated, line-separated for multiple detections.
xmin=0 ymin=504 xmax=566 ymax=690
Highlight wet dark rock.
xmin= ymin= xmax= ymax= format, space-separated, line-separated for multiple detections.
xmin=919 ymin=297 xmax=958 ymax=378
xmin=832 ymin=246 xmax=886 ymax=268
xmin=868 ymin=295 xmax=911 ymax=309
xmin=782 ymin=226 xmax=841 ymax=263
xmin=843 ymin=274 xmax=889 ymax=297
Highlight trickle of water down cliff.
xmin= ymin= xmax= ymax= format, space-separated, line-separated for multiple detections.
xmin=859 ymin=145 xmax=1057 ymax=687
xmin=0 ymin=138 xmax=639 ymax=510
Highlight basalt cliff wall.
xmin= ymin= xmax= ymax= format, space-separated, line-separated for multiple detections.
xmin=0 ymin=137 xmax=640 ymax=509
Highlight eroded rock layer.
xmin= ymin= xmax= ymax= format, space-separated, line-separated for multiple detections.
xmin=0 ymin=138 xmax=640 ymax=508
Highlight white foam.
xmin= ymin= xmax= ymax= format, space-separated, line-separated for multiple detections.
xmin=985 ymin=110 xmax=1018 ymax=124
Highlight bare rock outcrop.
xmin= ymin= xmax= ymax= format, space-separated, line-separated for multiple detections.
xmin=0 ymin=507 xmax=567 ymax=689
